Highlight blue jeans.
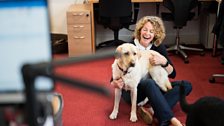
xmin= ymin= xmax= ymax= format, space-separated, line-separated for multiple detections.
xmin=121 ymin=79 xmax=192 ymax=126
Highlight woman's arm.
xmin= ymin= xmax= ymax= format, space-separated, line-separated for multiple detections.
xmin=151 ymin=44 xmax=176 ymax=78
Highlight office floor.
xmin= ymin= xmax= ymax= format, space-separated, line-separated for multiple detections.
xmin=54 ymin=50 xmax=224 ymax=126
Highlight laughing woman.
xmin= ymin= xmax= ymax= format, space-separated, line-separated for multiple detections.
xmin=110 ymin=16 xmax=192 ymax=126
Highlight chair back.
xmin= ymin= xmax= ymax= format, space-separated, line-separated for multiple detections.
xmin=99 ymin=0 xmax=132 ymax=18
xmin=163 ymin=0 xmax=198 ymax=27
xmin=98 ymin=0 xmax=133 ymax=29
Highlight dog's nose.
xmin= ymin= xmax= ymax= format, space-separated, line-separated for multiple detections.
xmin=130 ymin=62 xmax=135 ymax=67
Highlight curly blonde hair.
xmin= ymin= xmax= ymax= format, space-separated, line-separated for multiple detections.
xmin=133 ymin=16 xmax=166 ymax=46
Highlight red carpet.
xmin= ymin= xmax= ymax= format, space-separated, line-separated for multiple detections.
xmin=54 ymin=51 xmax=224 ymax=126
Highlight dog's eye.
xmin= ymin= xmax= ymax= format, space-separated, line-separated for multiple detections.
xmin=133 ymin=52 xmax=137 ymax=55
xmin=124 ymin=52 xmax=129 ymax=56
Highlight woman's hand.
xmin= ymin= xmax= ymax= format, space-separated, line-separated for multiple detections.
xmin=149 ymin=52 xmax=167 ymax=66
xmin=149 ymin=52 xmax=174 ymax=75
xmin=111 ymin=78 xmax=124 ymax=89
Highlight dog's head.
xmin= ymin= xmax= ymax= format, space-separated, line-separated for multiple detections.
xmin=115 ymin=43 xmax=140 ymax=69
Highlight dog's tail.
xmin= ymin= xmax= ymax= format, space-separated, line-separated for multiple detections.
xmin=179 ymin=81 xmax=192 ymax=114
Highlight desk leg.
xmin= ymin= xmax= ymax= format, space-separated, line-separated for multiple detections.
xmin=90 ymin=3 xmax=96 ymax=53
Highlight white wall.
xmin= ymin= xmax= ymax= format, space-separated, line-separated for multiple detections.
xmin=48 ymin=0 xmax=84 ymax=34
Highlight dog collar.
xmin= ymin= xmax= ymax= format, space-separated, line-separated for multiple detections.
xmin=117 ymin=64 xmax=129 ymax=75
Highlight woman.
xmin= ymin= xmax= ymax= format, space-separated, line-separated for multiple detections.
xmin=110 ymin=16 xmax=192 ymax=126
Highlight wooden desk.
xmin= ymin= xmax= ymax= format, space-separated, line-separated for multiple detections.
xmin=89 ymin=0 xmax=163 ymax=3
xmin=87 ymin=0 xmax=217 ymax=53
xmin=89 ymin=0 xmax=215 ymax=3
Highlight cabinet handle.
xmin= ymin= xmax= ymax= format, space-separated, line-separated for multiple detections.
xmin=73 ymin=25 xmax=84 ymax=28
xmin=74 ymin=36 xmax=85 ymax=39
xmin=73 ymin=13 xmax=84 ymax=16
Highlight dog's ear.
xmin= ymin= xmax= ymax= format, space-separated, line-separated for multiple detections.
xmin=114 ymin=52 xmax=121 ymax=59
xmin=115 ymin=46 xmax=122 ymax=59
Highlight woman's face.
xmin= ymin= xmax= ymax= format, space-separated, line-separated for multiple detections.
xmin=139 ymin=21 xmax=155 ymax=48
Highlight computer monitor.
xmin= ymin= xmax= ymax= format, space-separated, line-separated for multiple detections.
xmin=0 ymin=0 xmax=54 ymax=103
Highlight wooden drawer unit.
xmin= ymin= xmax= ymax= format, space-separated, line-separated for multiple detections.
xmin=67 ymin=4 xmax=92 ymax=57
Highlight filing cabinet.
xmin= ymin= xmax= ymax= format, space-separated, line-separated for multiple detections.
xmin=67 ymin=4 xmax=92 ymax=57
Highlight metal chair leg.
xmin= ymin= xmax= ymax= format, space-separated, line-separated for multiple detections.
xmin=180 ymin=45 xmax=204 ymax=52
xmin=177 ymin=48 xmax=189 ymax=63
xmin=167 ymin=28 xmax=204 ymax=63
xmin=167 ymin=44 xmax=178 ymax=51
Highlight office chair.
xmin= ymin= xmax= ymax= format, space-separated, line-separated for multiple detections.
xmin=161 ymin=0 xmax=204 ymax=63
xmin=96 ymin=0 xmax=139 ymax=49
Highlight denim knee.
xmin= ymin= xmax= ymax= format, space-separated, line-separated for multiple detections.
xmin=138 ymin=79 xmax=157 ymax=91
xmin=137 ymin=79 xmax=159 ymax=103
xmin=122 ymin=79 xmax=158 ymax=105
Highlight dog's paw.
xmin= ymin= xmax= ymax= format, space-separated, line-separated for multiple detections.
xmin=109 ymin=111 xmax=118 ymax=120
xmin=130 ymin=112 xmax=138 ymax=122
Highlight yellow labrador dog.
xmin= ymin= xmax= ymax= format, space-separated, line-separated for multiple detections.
xmin=109 ymin=43 xmax=172 ymax=122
